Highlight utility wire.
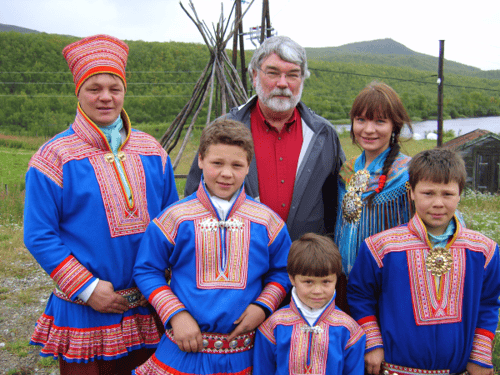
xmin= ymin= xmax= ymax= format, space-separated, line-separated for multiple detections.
xmin=0 ymin=70 xmax=205 ymax=74
xmin=0 ymin=82 xmax=197 ymax=85
xmin=1 ymin=67 xmax=499 ymax=93
xmin=0 ymin=94 xmax=192 ymax=98
xmin=309 ymin=67 xmax=500 ymax=93
xmin=309 ymin=67 xmax=436 ymax=85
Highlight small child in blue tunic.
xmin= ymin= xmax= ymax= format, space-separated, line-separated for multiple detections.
xmin=347 ymin=148 xmax=500 ymax=375
xmin=253 ymin=233 xmax=366 ymax=375
xmin=133 ymin=119 xmax=292 ymax=374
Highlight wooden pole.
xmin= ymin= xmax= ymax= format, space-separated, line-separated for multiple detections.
xmin=265 ymin=0 xmax=272 ymax=38
xmin=231 ymin=0 xmax=241 ymax=68
xmin=162 ymin=0 xmax=252 ymax=164
xmin=437 ymin=40 xmax=444 ymax=147
xmin=238 ymin=14 xmax=247 ymax=94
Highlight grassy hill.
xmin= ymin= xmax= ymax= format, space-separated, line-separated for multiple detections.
xmin=0 ymin=28 xmax=499 ymax=137
xmin=306 ymin=38 xmax=500 ymax=79
xmin=0 ymin=23 xmax=40 ymax=34
xmin=2 ymin=23 xmax=499 ymax=77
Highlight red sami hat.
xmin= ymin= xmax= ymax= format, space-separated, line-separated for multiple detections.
xmin=63 ymin=34 xmax=129 ymax=95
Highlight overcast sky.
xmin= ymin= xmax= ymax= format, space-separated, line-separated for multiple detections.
xmin=3 ymin=0 xmax=500 ymax=71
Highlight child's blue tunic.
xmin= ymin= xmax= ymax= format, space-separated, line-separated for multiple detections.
xmin=347 ymin=214 xmax=500 ymax=372
xmin=253 ymin=294 xmax=366 ymax=375
xmin=133 ymin=183 xmax=292 ymax=374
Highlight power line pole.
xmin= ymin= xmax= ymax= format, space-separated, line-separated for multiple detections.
xmin=437 ymin=40 xmax=444 ymax=147
xmin=260 ymin=0 xmax=271 ymax=43
xmin=231 ymin=0 xmax=274 ymax=96
xmin=249 ymin=0 xmax=275 ymax=48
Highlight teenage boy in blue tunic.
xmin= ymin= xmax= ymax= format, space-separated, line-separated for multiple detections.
xmin=348 ymin=148 xmax=500 ymax=375
xmin=133 ymin=119 xmax=291 ymax=375
xmin=253 ymin=233 xmax=365 ymax=375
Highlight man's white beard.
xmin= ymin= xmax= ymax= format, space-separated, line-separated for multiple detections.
xmin=255 ymin=76 xmax=303 ymax=113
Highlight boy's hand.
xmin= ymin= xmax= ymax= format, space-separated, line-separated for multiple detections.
xmin=466 ymin=362 xmax=494 ymax=375
xmin=87 ymin=280 xmax=129 ymax=314
xmin=170 ymin=311 xmax=203 ymax=352
xmin=365 ymin=347 xmax=384 ymax=375
xmin=227 ymin=304 xmax=266 ymax=341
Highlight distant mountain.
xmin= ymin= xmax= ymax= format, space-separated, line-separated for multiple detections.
xmin=313 ymin=38 xmax=419 ymax=56
xmin=0 ymin=23 xmax=40 ymax=34
xmin=305 ymin=38 xmax=500 ymax=79
xmin=1 ymin=24 xmax=498 ymax=79
xmin=305 ymin=38 xmax=495 ymax=77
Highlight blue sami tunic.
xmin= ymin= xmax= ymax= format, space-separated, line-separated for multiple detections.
xmin=133 ymin=182 xmax=292 ymax=375
xmin=253 ymin=293 xmax=365 ymax=375
xmin=24 ymin=104 xmax=179 ymax=363
xmin=347 ymin=214 xmax=500 ymax=372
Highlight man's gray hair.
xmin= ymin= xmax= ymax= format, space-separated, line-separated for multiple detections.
xmin=248 ymin=36 xmax=310 ymax=79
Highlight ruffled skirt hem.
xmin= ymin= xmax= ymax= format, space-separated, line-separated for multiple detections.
xmin=31 ymin=312 xmax=161 ymax=363
xmin=134 ymin=354 xmax=253 ymax=375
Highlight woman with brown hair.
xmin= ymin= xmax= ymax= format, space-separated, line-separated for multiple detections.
xmin=335 ymin=82 xmax=413 ymax=277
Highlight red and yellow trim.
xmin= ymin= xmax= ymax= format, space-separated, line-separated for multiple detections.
xmin=149 ymin=286 xmax=186 ymax=326
xmin=358 ymin=315 xmax=383 ymax=351
xmin=50 ymin=255 xmax=93 ymax=300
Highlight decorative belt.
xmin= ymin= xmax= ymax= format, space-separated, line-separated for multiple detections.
xmin=382 ymin=362 xmax=469 ymax=375
xmin=165 ymin=329 xmax=255 ymax=354
xmin=53 ymin=286 xmax=142 ymax=309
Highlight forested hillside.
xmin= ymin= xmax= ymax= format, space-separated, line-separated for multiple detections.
xmin=1 ymin=31 xmax=500 ymax=137
xmin=305 ymin=38 xmax=500 ymax=78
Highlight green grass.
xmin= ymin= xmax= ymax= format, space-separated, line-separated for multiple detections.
xmin=0 ymin=134 xmax=48 ymax=151
xmin=460 ymin=189 xmax=500 ymax=244
xmin=0 ymin=224 xmax=30 ymax=279
xmin=3 ymin=340 xmax=31 ymax=358
xmin=37 ymin=356 xmax=58 ymax=368
xmin=0 ymin=148 xmax=31 ymax=189
xmin=0 ymin=190 xmax=25 ymax=225
xmin=6 ymin=369 xmax=31 ymax=375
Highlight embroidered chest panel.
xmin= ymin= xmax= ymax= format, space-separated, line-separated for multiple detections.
xmin=407 ymin=248 xmax=466 ymax=325
xmin=89 ymin=152 xmax=150 ymax=237
xmin=195 ymin=215 xmax=250 ymax=289
xmin=289 ymin=322 xmax=330 ymax=375
xmin=159 ymin=195 xmax=283 ymax=290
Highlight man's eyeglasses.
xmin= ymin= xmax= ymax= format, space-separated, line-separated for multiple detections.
xmin=259 ymin=68 xmax=302 ymax=83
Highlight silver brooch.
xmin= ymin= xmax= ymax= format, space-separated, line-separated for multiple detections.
xmin=342 ymin=169 xmax=370 ymax=224
xmin=300 ymin=325 xmax=324 ymax=334
xmin=199 ymin=217 xmax=244 ymax=232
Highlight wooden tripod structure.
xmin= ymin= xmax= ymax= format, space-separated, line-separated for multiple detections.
xmin=160 ymin=0 xmax=254 ymax=170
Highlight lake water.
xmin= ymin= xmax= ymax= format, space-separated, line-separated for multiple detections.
xmin=333 ymin=116 xmax=500 ymax=137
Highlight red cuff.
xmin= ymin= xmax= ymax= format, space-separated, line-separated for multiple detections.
xmin=255 ymin=282 xmax=287 ymax=313
xmin=358 ymin=315 xmax=383 ymax=351
xmin=149 ymin=285 xmax=186 ymax=326
xmin=50 ymin=255 xmax=93 ymax=300
xmin=469 ymin=328 xmax=494 ymax=368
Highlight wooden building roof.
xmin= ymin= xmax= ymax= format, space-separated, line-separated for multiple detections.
xmin=441 ymin=129 xmax=492 ymax=150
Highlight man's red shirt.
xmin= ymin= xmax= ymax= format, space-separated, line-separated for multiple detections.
xmin=251 ymin=101 xmax=303 ymax=222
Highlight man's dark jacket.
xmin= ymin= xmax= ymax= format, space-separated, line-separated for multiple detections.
xmin=184 ymin=96 xmax=345 ymax=241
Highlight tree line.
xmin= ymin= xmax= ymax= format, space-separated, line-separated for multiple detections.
xmin=1 ymin=32 xmax=500 ymax=137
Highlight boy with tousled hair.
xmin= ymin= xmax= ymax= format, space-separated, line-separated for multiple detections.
xmin=253 ymin=233 xmax=365 ymax=375
xmin=347 ymin=148 xmax=500 ymax=375
xmin=133 ymin=119 xmax=291 ymax=374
